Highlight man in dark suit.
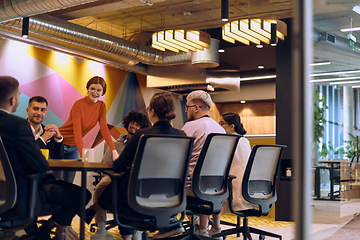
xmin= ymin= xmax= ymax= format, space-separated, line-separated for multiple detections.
xmin=26 ymin=96 xmax=64 ymax=160
xmin=0 ymin=76 xmax=90 ymax=240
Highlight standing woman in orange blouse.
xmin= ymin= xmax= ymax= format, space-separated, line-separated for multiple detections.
xmin=58 ymin=76 xmax=119 ymax=183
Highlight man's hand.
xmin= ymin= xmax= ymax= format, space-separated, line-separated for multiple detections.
xmin=41 ymin=129 xmax=55 ymax=142
xmin=44 ymin=124 xmax=62 ymax=139
xmin=112 ymin=150 xmax=119 ymax=160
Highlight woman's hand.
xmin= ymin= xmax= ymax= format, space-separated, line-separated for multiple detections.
xmin=112 ymin=150 xmax=119 ymax=160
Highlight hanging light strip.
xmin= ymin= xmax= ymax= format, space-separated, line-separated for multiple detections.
xmin=151 ymin=30 xmax=211 ymax=53
xmin=222 ymin=19 xmax=287 ymax=45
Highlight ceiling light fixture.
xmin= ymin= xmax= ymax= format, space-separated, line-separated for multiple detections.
xmin=22 ymin=17 xmax=29 ymax=38
xmin=151 ymin=30 xmax=211 ymax=53
xmin=256 ymin=44 xmax=263 ymax=48
xmin=240 ymin=100 xmax=246 ymax=103
xmin=352 ymin=85 xmax=360 ymax=88
xmin=310 ymin=61 xmax=331 ymax=66
xmin=240 ymin=74 xmax=276 ymax=81
xmin=341 ymin=27 xmax=360 ymax=32
xmin=310 ymin=69 xmax=360 ymax=77
xmin=258 ymin=65 xmax=264 ymax=69
xmin=139 ymin=0 xmax=153 ymax=6
xmin=218 ymin=49 xmax=225 ymax=53
xmin=330 ymin=80 xmax=360 ymax=85
xmin=353 ymin=5 xmax=360 ymax=15
xmin=310 ymin=76 xmax=360 ymax=82
xmin=270 ymin=22 xmax=277 ymax=46
xmin=207 ymin=84 xmax=215 ymax=91
xmin=221 ymin=0 xmax=229 ymax=22
xmin=222 ymin=19 xmax=287 ymax=46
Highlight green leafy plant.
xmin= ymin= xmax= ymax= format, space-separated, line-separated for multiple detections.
xmin=318 ymin=141 xmax=334 ymax=159
xmin=318 ymin=134 xmax=358 ymax=159
xmin=337 ymin=133 xmax=358 ymax=159
xmin=313 ymin=90 xmax=327 ymax=145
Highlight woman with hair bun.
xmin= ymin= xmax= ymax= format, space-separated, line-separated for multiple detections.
xmin=219 ymin=112 xmax=251 ymax=212
xmin=97 ymin=92 xmax=186 ymax=240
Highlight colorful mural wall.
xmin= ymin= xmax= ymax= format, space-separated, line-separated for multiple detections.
xmin=0 ymin=39 xmax=148 ymax=152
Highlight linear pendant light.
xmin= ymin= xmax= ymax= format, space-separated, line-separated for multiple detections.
xmin=151 ymin=30 xmax=211 ymax=53
xmin=222 ymin=19 xmax=287 ymax=45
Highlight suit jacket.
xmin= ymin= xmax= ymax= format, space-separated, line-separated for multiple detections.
xmin=36 ymin=124 xmax=64 ymax=159
xmin=0 ymin=110 xmax=48 ymax=216
xmin=113 ymin=120 xmax=186 ymax=173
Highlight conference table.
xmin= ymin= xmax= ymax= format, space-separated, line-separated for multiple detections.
xmin=315 ymin=159 xmax=348 ymax=200
xmin=48 ymin=159 xmax=113 ymax=240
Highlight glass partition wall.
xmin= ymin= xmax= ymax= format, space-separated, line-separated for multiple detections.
xmin=311 ymin=0 xmax=360 ymax=235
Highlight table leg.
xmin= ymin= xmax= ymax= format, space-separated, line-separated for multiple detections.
xmin=330 ymin=163 xmax=334 ymax=200
xmin=315 ymin=167 xmax=320 ymax=199
xmin=80 ymin=170 xmax=87 ymax=240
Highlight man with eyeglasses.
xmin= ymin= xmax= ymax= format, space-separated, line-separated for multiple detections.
xmin=182 ymin=90 xmax=225 ymax=239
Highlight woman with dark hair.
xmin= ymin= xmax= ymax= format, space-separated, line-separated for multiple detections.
xmin=59 ymin=76 xmax=118 ymax=183
xmin=219 ymin=112 xmax=251 ymax=212
xmin=97 ymin=92 xmax=186 ymax=240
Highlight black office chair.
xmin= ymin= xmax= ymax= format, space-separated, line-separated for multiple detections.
xmin=183 ymin=133 xmax=241 ymax=240
xmin=0 ymin=136 xmax=56 ymax=239
xmin=213 ymin=145 xmax=286 ymax=240
xmin=106 ymin=134 xmax=195 ymax=240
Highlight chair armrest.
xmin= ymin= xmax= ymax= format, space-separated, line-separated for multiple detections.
xmin=25 ymin=171 xmax=53 ymax=182
xmin=227 ymin=175 xmax=237 ymax=214
xmin=102 ymin=170 xmax=124 ymax=179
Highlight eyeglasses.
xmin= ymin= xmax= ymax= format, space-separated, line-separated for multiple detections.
xmin=89 ymin=87 xmax=103 ymax=94
xmin=185 ymin=104 xmax=200 ymax=110
xmin=218 ymin=121 xmax=227 ymax=126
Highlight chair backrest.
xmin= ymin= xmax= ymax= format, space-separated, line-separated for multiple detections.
xmin=128 ymin=134 xmax=194 ymax=229
xmin=191 ymin=133 xmax=241 ymax=214
xmin=0 ymin=135 xmax=17 ymax=215
xmin=242 ymin=145 xmax=286 ymax=215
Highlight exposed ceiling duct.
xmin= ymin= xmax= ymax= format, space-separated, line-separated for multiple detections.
xmin=313 ymin=28 xmax=360 ymax=59
xmin=0 ymin=15 xmax=191 ymax=66
xmin=0 ymin=0 xmax=240 ymax=93
xmin=0 ymin=0 xmax=100 ymax=22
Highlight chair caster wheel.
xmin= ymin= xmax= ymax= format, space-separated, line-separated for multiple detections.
xmin=259 ymin=235 xmax=265 ymax=240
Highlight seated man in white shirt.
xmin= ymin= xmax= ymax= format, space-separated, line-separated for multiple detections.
xmin=26 ymin=96 xmax=64 ymax=161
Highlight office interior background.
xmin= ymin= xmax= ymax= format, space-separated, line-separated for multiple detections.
xmin=2 ymin=0 xmax=360 ymax=239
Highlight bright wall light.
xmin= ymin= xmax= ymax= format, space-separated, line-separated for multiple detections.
xmin=88 ymin=60 xmax=106 ymax=76
xmin=240 ymin=74 xmax=276 ymax=81
xmin=54 ymin=51 xmax=71 ymax=66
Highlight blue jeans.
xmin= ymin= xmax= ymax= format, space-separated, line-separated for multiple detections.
xmin=53 ymin=145 xmax=80 ymax=183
